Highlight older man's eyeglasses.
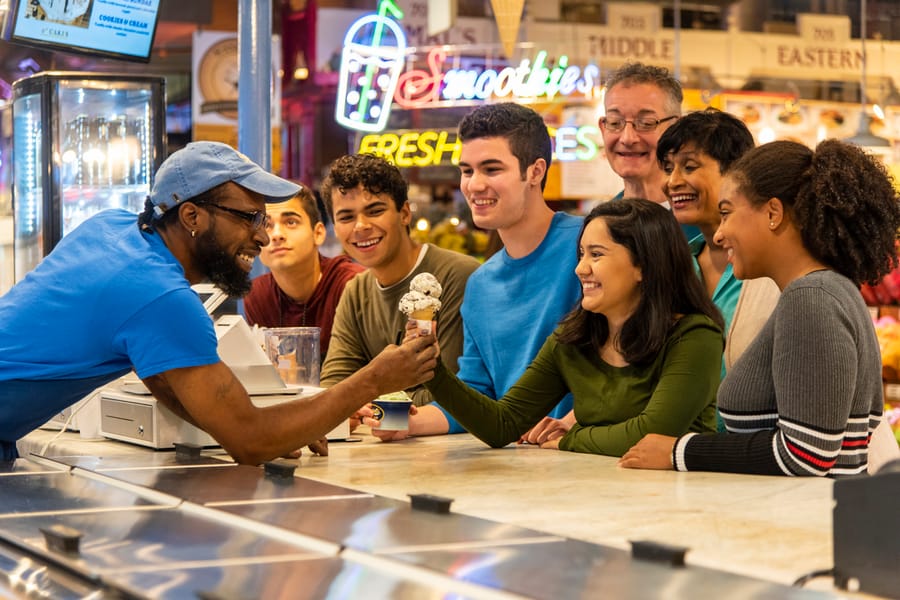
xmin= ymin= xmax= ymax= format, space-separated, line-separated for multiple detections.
xmin=599 ymin=115 xmax=678 ymax=133
xmin=201 ymin=204 xmax=266 ymax=230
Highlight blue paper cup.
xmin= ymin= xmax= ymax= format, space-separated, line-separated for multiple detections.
xmin=371 ymin=397 xmax=412 ymax=430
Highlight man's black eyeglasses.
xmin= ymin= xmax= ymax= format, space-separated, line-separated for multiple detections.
xmin=599 ymin=115 xmax=678 ymax=133
xmin=199 ymin=204 xmax=266 ymax=230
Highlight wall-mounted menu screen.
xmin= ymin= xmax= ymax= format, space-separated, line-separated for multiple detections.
xmin=4 ymin=0 xmax=161 ymax=63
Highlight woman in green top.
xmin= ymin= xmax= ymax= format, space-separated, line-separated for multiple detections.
xmin=411 ymin=198 xmax=725 ymax=456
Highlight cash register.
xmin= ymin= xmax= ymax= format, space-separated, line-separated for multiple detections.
xmin=97 ymin=314 xmax=350 ymax=448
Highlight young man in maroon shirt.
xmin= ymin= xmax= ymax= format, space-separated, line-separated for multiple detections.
xmin=243 ymin=185 xmax=364 ymax=357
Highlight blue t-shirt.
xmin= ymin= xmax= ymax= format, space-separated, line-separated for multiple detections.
xmin=436 ymin=211 xmax=583 ymax=433
xmin=0 ymin=209 xmax=219 ymax=445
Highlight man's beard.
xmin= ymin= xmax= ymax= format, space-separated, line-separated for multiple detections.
xmin=195 ymin=227 xmax=253 ymax=297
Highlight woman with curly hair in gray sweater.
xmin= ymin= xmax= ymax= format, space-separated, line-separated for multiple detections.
xmin=621 ymin=139 xmax=900 ymax=477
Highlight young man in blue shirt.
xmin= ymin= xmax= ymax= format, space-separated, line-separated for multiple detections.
xmin=374 ymin=103 xmax=584 ymax=440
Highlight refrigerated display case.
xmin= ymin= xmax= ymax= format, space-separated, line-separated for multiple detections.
xmin=11 ymin=72 xmax=166 ymax=282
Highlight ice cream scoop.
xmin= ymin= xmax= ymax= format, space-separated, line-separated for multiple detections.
xmin=409 ymin=273 xmax=443 ymax=298
xmin=399 ymin=290 xmax=442 ymax=320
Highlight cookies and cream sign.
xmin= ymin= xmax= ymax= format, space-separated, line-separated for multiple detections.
xmin=9 ymin=0 xmax=160 ymax=61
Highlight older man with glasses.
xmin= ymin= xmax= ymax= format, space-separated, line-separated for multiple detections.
xmin=600 ymin=62 xmax=682 ymax=206
xmin=0 ymin=141 xmax=437 ymax=463
xmin=599 ymin=62 xmax=700 ymax=239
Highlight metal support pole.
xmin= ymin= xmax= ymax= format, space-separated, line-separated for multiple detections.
xmin=673 ymin=0 xmax=681 ymax=82
xmin=238 ymin=0 xmax=272 ymax=171
xmin=237 ymin=0 xmax=273 ymax=284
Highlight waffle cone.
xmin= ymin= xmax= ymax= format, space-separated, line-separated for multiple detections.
xmin=490 ymin=0 xmax=525 ymax=58
xmin=410 ymin=308 xmax=436 ymax=321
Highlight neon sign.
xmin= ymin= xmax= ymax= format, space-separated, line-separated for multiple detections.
xmin=395 ymin=49 xmax=601 ymax=108
xmin=335 ymin=0 xmax=407 ymax=132
xmin=358 ymin=125 xmax=601 ymax=167
xmin=552 ymin=125 xmax=601 ymax=162
xmin=359 ymin=130 xmax=461 ymax=167
xmin=335 ymin=2 xmax=603 ymax=133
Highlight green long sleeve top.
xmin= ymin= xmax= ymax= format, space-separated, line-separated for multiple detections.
xmin=425 ymin=313 xmax=723 ymax=456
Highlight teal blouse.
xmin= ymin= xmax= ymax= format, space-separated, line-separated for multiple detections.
xmin=689 ymin=235 xmax=742 ymax=372
xmin=689 ymin=235 xmax=743 ymax=432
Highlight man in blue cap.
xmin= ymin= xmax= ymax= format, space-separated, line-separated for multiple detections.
xmin=0 ymin=141 xmax=436 ymax=463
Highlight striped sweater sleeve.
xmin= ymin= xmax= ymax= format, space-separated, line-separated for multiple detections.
xmin=678 ymin=277 xmax=877 ymax=477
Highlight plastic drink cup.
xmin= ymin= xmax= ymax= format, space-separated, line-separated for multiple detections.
xmin=263 ymin=327 xmax=320 ymax=386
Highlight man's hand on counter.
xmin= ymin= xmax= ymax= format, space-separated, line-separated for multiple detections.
xmin=281 ymin=437 xmax=328 ymax=459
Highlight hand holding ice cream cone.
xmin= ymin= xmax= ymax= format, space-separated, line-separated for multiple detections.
xmin=402 ymin=319 xmax=441 ymax=356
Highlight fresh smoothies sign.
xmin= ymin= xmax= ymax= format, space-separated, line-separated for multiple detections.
xmin=357 ymin=125 xmax=601 ymax=167
xmin=393 ymin=48 xmax=600 ymax=108
xmin=335 ymin=0 xmax=600 ymax=133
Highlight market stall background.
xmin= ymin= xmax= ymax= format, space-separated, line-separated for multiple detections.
xmin=3 ymin=0 xmax=900 ymax=288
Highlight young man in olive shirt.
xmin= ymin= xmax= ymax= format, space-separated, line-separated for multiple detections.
xmin=318 ymin=154 xmax=479 ymax=424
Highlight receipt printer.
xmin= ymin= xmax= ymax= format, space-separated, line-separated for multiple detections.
xmin=833 ymin=460 xmax=900 ymax=598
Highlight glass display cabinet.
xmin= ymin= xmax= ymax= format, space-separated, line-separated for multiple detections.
xmin=11 ymin=72 xmax=166 ymax=281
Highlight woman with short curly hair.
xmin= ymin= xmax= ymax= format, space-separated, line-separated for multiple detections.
xmin=622 ymin=139 xmax=900 ymax=477
xmin=657 ymin=109 xmax=780 ymax=400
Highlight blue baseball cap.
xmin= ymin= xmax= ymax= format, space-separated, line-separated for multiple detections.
xmin=149 ymin=141 xmax=302 ymax=218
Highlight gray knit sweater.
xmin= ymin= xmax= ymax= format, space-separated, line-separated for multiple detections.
xmin=675 ymin=270 xmax=882 ymax=477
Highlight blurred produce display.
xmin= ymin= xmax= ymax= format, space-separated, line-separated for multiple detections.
xmin=412 ymin=218 xmax=489 ymax=260
xmin=860 ymin=268 xmax=900 ymax=306
xmin=873 ymin=313 xmax=900 ymax=444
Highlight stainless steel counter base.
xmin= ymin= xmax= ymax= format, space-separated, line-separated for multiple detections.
xmin=0 ymin=452 xmax=835 ymax=599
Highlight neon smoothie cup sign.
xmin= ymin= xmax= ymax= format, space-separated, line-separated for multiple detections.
xmin=335 ymin=0 xmax=407 ymax=132
xmin=335 ymin=0 xmax=601 ymax=133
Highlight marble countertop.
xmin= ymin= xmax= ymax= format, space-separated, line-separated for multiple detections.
xmin=297 ymin=433 xmax=835 ymax=588
xmin=19 ymin=427 xmax=839 ymax=591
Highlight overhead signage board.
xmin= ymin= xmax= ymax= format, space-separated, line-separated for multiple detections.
xmin=334 ymin=1 xmax=602 ymax=133
xmin=4 ymin=0 xmax=161 ymax=63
